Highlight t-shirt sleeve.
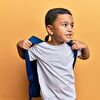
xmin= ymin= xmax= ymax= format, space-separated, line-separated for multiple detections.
xmin=28 ymin=46 xmax=37 ymax=61
xmin=77 ymin=49 xmax=82 ymax=57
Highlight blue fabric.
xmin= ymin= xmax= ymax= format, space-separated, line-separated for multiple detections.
xmin=67 ymin=40 xmax=78 ymax=68
xmin=25 ymin=36 xmax=43 ymax=100
xmin=24 ymin=36 xmax=77 ymax=100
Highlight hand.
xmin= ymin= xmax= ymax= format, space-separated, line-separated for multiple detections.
xmin=71 ymin=40 xmax=90 ymax=59
xmin=71 ymin=40 xmax=87 ymax=50
xmin=18 ymin=39 xmax=32 ymax=50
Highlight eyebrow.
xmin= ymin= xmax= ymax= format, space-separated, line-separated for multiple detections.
xmin=61 ymin=21 xmax=74 ymax=24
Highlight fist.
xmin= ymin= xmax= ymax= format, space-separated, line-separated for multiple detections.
xmin=71 ymin=40 xmax=87 ymax=50
xmin=18 ymin=39 xmax=32 ymax=50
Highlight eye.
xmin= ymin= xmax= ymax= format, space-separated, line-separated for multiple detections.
xmin=62 ymin=23 xmax=68 ymax=27
xmin=61 ymin=23 xmax=74 ymax=28
xmin=71 ymin=24 xmax=74 ymax=28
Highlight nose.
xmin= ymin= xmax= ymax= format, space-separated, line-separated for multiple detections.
xmin=67 ymin=25 xmax=73 ymax=32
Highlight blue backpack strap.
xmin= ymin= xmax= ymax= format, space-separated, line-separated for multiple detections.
xmin=25 ymin=36 xmax=43 ymax=80
xmin=29 ymin=36 xmax=43 ymax=45
xmin=25 ymin=36 xmax=43 ymax=100
xmin=67 ymin=40 xmax=78 ymax=69
xmin=72 ymin=50 xmax=78 ymax=69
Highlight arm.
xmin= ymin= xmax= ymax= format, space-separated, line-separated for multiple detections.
xmin=78 ymin=45 xmax=90 ymax=60
xmin=71 ymin=40 xmax=90 ymax=60
xmin=16 ymin=39 xmax=32 ymax=59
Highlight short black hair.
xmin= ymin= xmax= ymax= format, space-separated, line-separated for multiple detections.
xmin=45 ymin=8 xmax=72 ymax=27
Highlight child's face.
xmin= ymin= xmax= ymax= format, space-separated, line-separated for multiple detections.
xmin=50 ymin=14 xmax=74 ymax=43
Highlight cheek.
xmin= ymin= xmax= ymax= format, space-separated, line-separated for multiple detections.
xmin=53 ymin=29 xmax=64 ymax=38
xmin=53 ymin=31 xmax=66 ymax=41
xmin=58 ymin=29 xmax=66 ymax=38
xmin=52 ymin=27 xmax=66 ymax=38
xmin=55 ymin=27 xmax=66 ymax=35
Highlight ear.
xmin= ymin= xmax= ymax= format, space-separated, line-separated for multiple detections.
xmin=46 ymin=25 xmax=53 ymax=35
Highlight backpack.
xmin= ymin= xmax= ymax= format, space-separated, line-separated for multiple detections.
xmin=25 ymin=35 xmax=78 ymax=100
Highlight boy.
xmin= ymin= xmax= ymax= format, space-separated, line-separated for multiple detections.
xmin=17 ymin=8 xmax=90 ymax=100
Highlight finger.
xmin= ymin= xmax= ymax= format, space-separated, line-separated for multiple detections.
xmin=24 ymin=39 xmax=32 ymax=47
xmin=27 ymin=40 xmax=32 ymax=46
xmin=23 ymin=44 xmax=30 ymax=50
xmin=72 ymin=40 xmax=77 ymax=44
xmin=71 ymin=44 xmax=78 ymax=50
xmin=25 ymin=42 xmax=31 ymax=47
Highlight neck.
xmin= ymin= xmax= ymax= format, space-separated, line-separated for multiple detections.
xmin=47 ymin=38 xmax=64 ymax=46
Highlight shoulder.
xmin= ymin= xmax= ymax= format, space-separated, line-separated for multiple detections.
xmin=34 ymin=42 xmax=47 ymax=48
xmin=30 ymin=42 xmax=47 ymax=51
xmin=34 ymin=42 xmax=71 ymax=51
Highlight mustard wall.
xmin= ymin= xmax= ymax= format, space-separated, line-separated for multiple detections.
xmin=0 ymin=0 xmax=100 ymax=100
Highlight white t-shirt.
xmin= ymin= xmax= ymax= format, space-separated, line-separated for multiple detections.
xmin=28 ymin=42 xmax=81 ymax=100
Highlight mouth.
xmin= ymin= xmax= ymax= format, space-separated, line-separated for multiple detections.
xmin=65 ymin=34 xmax=72 ymax=37
xmin=64 ymin=34 xmax=73 ymax=42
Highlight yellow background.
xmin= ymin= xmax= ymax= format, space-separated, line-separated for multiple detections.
xmin=0 ymin=0 xmax=100 ymax=100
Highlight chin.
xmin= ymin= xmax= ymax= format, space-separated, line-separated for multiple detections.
xmin=64 ymin=38 xmax=72 ymax=42
xmin=63 ymin=36 xmax=72 ymax=42
xmin=61 ymin=37 xmax=72 ymax=43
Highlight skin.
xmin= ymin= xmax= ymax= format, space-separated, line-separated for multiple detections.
xmin=46 ymin=14 xmax=90 ymax=59
xmin=46 ymin=14 xmax=74 ymax=45
xmin=17 ymin=14 xmax=90 ymax=60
